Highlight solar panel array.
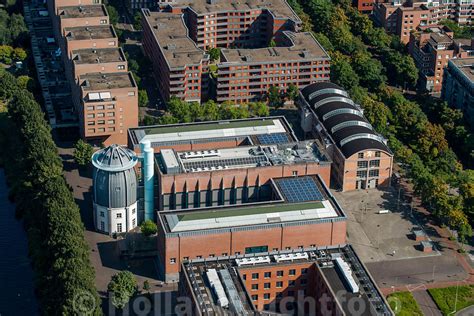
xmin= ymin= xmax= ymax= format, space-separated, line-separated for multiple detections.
xmin=257 ymin=133 xmax=290 ymax=144
xmin=182 ymin=155 xmax=267 ymax=170
xmin=276 ymin=177 xmax=324 ymax=202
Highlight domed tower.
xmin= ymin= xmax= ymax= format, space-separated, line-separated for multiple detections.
xmin=92 ymin=144 xmax=139 ymax=235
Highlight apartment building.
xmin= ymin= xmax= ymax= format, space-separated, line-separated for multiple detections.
xmin=141 ymin=10 xmax=209 ymax=103
xmin=56 ymin=5 xmax=109 ymax=36
xmin=442 ymin=57 xmax=474 ymax=126
xmin=409 ymin=26 xmax=456 ymax=92
xmin=179 ymin=246 xmax=393 ymax=315
xmin=47 ymin=0 xmax=100 ymax=16
xmin=70 ymin=47 xmax=128 ymax=80
xmin=77 ymin=72 xmax=138 ymax=145
xmin=374 ymin=0 xmax=473 ymax=44
xmin=299 ymin=82 xmax=393 ymax=192
xmin=353 ymin=0 xmax=376 ymax=13
xmin=216 ymin=32 xmax=330 ymax=103
xmin=63 ymin=25 xmax=118 ymax=58
xmin=154 ymin=0 xmax=302 ymax=50
xmin=141 ymin=2 xmax=329 ymax=104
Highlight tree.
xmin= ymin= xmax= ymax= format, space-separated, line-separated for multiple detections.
xmin=269 ymin=38 xmax=277 ymax=47
xmin=207 ymin=47 xmax=221 ymax=62
xmin=285 ymin=83 xmax=299 ymax=102
xmin=12 ymin=47 xmax=26 ymax=61
xmin=267 ymin=85 xmax=283 ymax=108
xmin=108 ymin=271 xmax=138 ymax=309
xmin=16 ymin=75 xmax=35 ymax=92
xmin=352 ymin=51 xmax=386 ymax=88
xmin=106 ymin=5 xmax=119 ymax=25
xmin=202 ymin=100 xmax=220 ymax=121
xmin=140 ymin=219 xmax=157 ymax=237
xmin=248 ymin=102 xmax=269 ymax=117
xmin=73 ymin=139 xmax=94 ymax=167
xmin=331 ymin=53 xmax=359 ymax=90
xmin=143 ymin=280 xmax=150 ymax=292
xmin=138 ymin=89 xmax=149 ymax=107
xmin=133 ymin=12 xmax=142 ymax=31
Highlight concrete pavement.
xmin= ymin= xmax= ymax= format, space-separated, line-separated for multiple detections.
xmin=412 ymin=290 xmax=442 ymax=316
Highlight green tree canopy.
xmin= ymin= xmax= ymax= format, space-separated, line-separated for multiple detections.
xmin=108 ymin=271 xmax=138 ymax=309
xmin=74 ymin=139 xmax=94 ymax=166
xmin=140 ymin=219 xmax=158 ymax=237
xmin=207 ymin=47 xmax=221 ymax=61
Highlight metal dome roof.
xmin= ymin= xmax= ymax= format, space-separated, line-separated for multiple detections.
xmin=92 ymin=144 xmax=138 ymax=172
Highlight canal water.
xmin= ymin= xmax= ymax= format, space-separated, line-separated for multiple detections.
xmin=0 ymin=169 xmax=38 ymax=315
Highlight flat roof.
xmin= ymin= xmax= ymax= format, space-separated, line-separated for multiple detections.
xmin=182 ymin=246 xmax=392 ymax=316
xmin=169 ymin=0 xmax=301 ymax=21
xmin=129 ymin=117 xmax=296 ymax=146
xmin=64 ymin=25 xmax=116 ymax=41
xmin=142 ymin=10 xmax=208 ymax=69
xmin=158 ymin=140 xmax=329 ymax=175
xmin=160 ymin=175 xmax=341 ymax=233
xmin=451 ymin=57 xmax=474 ymax=83
xmin=79 ymin=72 xmax=136 ymax=91
xmin=71 ymin=47 xmax=125 ymax=64
xmin=58 ymin=5 xmax=106 ymax=18
xmin=220 ymin=32 xmax=329 ymax=64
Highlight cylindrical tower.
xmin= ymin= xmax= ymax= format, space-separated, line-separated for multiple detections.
xmin=140 ymin=140 xmax=155 ymax=222
xmin=92 ymin=144 xmax=139 ymax=235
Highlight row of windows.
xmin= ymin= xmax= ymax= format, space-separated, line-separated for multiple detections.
xmin=87 ymin=119 xmax=115 ymax=125
xmin=87 ymin=127 xmax=115 ymax=133
xmin=99 ymin=209 xmax=136 ymax=218
xmin=358 ymin=151 xmax=382 ymax=159
xmin=87 ymin=112 xmax=115 ymax=118
xmin=357 ymin=160 xmax=380 ymax=168
xmin=356 ymin=169 xmax=380 ymax=178
xmin=98 ymin=218 xmax=136 ymax=233
xmin=170 ymin=246 xmax=317 ymax=264
xmin=251 ymin=289 xmax=306 ymax=302
xmin=250 ymin=279 xmax=307 ymax=290
xmin=244 ymin=268 xmax=308 ymax=280
xmin=86 ymin=104 xmax=115 ymax=111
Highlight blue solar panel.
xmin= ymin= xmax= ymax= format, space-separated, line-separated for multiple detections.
xmin=257 ymin=133 xmax=290 ymax=144
xmin=276 ymin=177 xmax=324 ymax=202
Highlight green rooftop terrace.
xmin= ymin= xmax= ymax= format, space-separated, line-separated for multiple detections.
xmin=144 ymin=119 xmax=275 ymax=135
xmin=177 ymin=201 xmax=325 ymax=221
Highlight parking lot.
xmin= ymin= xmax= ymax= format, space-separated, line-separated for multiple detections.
xmin=333 ymin=187 xmax=440 ymax=263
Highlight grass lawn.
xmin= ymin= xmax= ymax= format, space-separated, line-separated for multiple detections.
xmin=387 ymin=291 xmax=423 ymax=316
xmin=429 ymin=285 xmax=474 ymax=315
xmin=177 ymin=201 xmax=324 ymax=221
xmin=144 ymin=118 xmax=275 ymax=135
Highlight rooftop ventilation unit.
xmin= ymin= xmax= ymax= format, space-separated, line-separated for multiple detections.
xmin=235 ymin=256 xmax=271 ymax=267
xmin=334 ymin=257 xmax=359 ymax=293
xmin=206 ymin=269 xmax=229 ymax=308
xmin=274 ymin=252 xmax=309 ymax=263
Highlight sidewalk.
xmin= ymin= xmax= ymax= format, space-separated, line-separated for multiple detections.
xmin=412 ymin=290 xmax=442 ymax=316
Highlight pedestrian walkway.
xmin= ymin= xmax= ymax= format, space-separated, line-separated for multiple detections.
xmin=412 ymin=290 xmax=442 ymax=316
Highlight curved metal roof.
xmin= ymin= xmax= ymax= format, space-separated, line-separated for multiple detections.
xmin=301 ymin=82 xmax=347 ymax=101
xmin=340 ymin=138 xmax=390 ymax=158
xmin=332 ymin=126 xmax=376 ymax=145
xmin=302 ymin=82 xmax=392 ymax=158
xmin=92 ymin=144 xmax=138 ymax=172
xmin=324 ymin=113 xmax=370 ymax=132
xmin=313 ymin=101 xmax=361 ymax=120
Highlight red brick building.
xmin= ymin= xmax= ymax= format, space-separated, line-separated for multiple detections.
xmin=217 ymin=32 xmax=330 ymax=103
xmin=141 ymin=0 xmax=329 ymax=104
xmin=299 ymin=83 xmax=393 ymax=192
xmin=374 ymin=0 xmax=473 ymax=44
xmin=47 ymin=0 xmax=138 ymax=145
xmin=179 ymin=246 xmax=393 ymax=315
